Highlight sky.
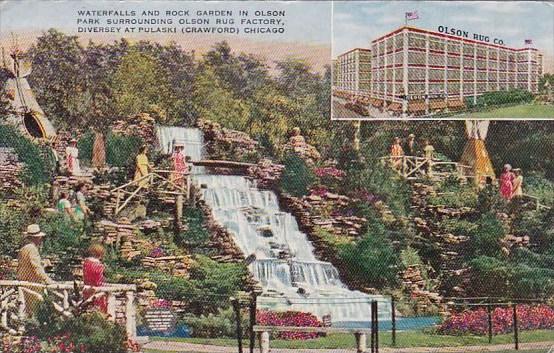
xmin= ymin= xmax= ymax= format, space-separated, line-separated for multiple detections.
xmin=333 ymin=1 xmax=554 ymax=72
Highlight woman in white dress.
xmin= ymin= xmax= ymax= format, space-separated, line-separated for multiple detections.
xmin=65 ymin=138 xmax=81 ymax=176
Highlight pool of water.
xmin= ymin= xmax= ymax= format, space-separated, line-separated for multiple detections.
xmin=334 ymin=316 xmax=440 ymax=331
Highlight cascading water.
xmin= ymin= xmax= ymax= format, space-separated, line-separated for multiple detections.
xmin=156 ymin=126 xmax=391 ymax=325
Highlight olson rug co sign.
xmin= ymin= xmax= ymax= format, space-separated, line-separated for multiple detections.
xmin=437 ymin=25 xmax=505 ymax=45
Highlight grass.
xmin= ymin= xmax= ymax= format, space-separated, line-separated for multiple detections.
xmin=149 ymin=329 xmax=554 ymax=349
xmin=451 ymin=103 xmax=554 ymax=119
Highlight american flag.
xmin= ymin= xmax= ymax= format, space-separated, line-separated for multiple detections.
xmin=524 ymin=39 xmax=533 ymax=45
xmin=405 ymin=11 xmax=419 ymax=20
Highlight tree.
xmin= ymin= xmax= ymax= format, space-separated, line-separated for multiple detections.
xmin=278 ymin=153 xmax=316 ymax=197
xmin=204 ymin=41 xmax=269 ymax=99
xmin=192 ymin=66 xmax=250 ymax=131
xmin=28 ymin=29 xmax=84 ymax=128
xmin=110 ymin=49 xmax=173 ymax=121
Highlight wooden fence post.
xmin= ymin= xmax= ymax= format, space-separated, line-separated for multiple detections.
xmin=249 ymin=293 xmax=257 ymax=353
xmin=391 ymin=296 xmax=396 ymax=347
xmin=232 ymin=298 xmax=243 ymax=353
xmin=487 ymin=304 xmax=493 ymax=344
xmin=513 ymin=303 xmax=519 ymax=350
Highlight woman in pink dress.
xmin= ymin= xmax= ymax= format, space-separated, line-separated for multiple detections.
xmin=83 ymin=243 xmax=108 ymax=314
xmin=499 ymin=164 xmax=515 ymax=200
xmin=171 ymin=143 xmax=188 ymax=187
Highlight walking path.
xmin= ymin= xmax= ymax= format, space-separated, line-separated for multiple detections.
xmin=143 ymin=340 xmax=554 ymax=353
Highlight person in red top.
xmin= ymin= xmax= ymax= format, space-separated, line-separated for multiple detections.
xmin=83 ymin=243 xmax=108 ymax=314
xmin=171 ymin=142 xmax=189 ymax=187
xmin=499 ymin=164 xmax=515 ymax=200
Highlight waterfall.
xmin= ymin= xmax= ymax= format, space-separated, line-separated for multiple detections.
xmin=157 ymin=126 xmax=391 ymax=325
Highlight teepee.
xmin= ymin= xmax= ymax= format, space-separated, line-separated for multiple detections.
xmin=459 ymin=120 xmax=495 ymax=184
xmin=1 ymin=46 xmax=56 ymax=139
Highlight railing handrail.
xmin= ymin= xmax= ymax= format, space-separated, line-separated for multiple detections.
xmin=0 ymin=280 xmax=136 ymax=292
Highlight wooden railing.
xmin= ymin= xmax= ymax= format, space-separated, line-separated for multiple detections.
xmin=521 ymin=194 xmax=551 ymax=211
xmin=380 ymin=155 xmax=473 ymax=180
xmin=0 ymin=280 xmax=137 ymax=339
xmin=110 ymin=169 xmax=191 ymax=216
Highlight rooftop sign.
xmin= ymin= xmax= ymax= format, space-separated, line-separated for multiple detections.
xmin=437 ymin=25 xmax=505 ymax=45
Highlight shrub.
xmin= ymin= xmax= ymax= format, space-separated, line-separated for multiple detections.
xmin=257 ymin=310 xmax=323 ymax=339
xmin=339 ymin=222 xmax=399 ymax=289
xmin=26 ymin=301 xmax=127 ymax=353
xmin=438 ymin=305 xmax=554 ymax=335
xmin=78 ymin=131 xmax=143 ymax=168
xmin=468 ymin=213 xmax=505 ymax=258
xmin=474 ymin=89 xmax=534 ymax=108
xmin=279 ymin=153 xmax=316 ymax=197
xmin=438 ymin=218 xmax=478 ymax=237
xmin=174 ymin=207 xmax=210 ymax=248
xmin=0 ymin=186 xmax=49 ymax=257
xmin=182 ymin=306 xmax=249 ymax=338
xmin=0 ymin=124 xmax=53 ymax=185
xmin=467 ymin=256 xmax=511 ymax=297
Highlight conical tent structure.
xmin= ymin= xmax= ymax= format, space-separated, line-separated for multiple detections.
xmin=2 ymin=47 xmax=56 ymax=139
xmin=459 ymin=120 xmax=495 ymax=184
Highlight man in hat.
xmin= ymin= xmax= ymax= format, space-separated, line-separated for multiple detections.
xmin=404 ymin=133 xmax=417 ymax=156
xmin=17 ymin=224 xmax=54 ymax=315
xmin=65 ymin=138 xmax=81 ymax=176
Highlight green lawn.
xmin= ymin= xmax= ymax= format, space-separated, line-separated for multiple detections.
xmin=451 ymin=103 xmax=554 ymax=119
xmin=149 ymin=329 xmax=554 ymax=349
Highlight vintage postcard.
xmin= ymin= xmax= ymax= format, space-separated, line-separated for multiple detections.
xmin=0 ymin=1 xmax=553 ymax=353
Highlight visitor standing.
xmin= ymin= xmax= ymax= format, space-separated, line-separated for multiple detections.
xmin=65 ymin=138 xmax=81 ymax=176
xmin=512 ymin=169 xmax=524 ymax=198
xmin=171 ymin=142 xmax=188 ymax=187
xmin=405 ymin=133 xmax=417 ymax=156
xmin=134 ymin=145 xmax=151 ymax=188
xmin=83 ymin=243 xmax=108 ymax=314
xmin=17 ymin=224 xmax=54 ymax=315
xmin=499 ymin=164 xmax=515 ymax=200
xmin=74 ymin=183 xmax=91 ymax=221
xmin=423 ymin=139 xmax=435 ymax=176
xmin=390 ymin=137 xmax=404 ymax=170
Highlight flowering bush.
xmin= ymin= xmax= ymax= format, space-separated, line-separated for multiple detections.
xmin=148 ymin=247 xmax=165 ymax=258
xmin=309 ymin=186 xmax=329 ymax=197
xmin=438 ymin=305 xmax=554 ymax=335
xmin=151 ymin=298 xmax=172 ymax=309
xmin=47 ymin=334 xmax=86 ymax=353
xmin=257 ymin=310 xmax=323 ymax=340
xmin=314 ymin=167 xmax=346 ymax=180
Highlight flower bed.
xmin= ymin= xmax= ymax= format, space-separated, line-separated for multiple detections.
xmin=257 ymin=310 xmax=323 ymax=340
xmin=438 ymin=304 xmax=554 ymax=335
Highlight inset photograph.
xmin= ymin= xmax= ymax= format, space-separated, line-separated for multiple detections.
xmin=332 ymin=1 xmax=554 ymax=120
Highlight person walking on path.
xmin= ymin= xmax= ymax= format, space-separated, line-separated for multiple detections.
xmin=134 ymin=145 xmax=151 ymax=188
xmin=17 ymin=224 xmax=54 ymax=315
xmin=500 ymin=164 xmax=515 ymax=200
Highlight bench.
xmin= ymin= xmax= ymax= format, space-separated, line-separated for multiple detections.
xmin=253 ymin=325 xmax=372 ymax=353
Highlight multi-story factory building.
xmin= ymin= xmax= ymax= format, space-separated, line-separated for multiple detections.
xmin=334 ymin=48 xmax=372 ymax=93
xmin=369 ymin=26 xmax=543 ymax=115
